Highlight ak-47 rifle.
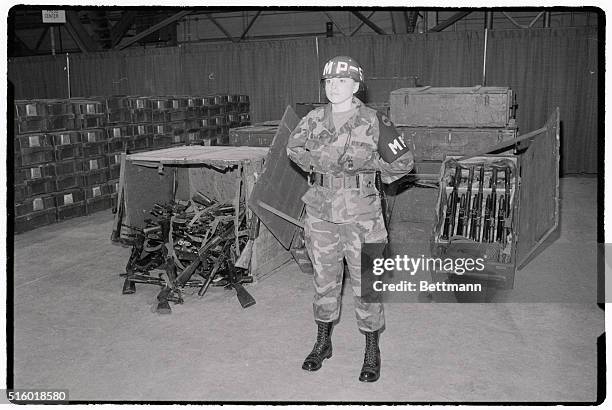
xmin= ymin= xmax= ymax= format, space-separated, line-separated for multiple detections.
xmin=198 ymin=238 xmax=256 ymax=308
xmin=197 ymin=241 xmax=231 ymax=297
xmin=456 ymin=193 xmax=467 ymax=237
xmin=497 ymin=193 xmax=506 ymax=243
xmin=503 ymin=166 xmax=512 ymax=244
xmin=483 ymin=193 xmax=491 ymax=243
xmin=487 ymin=168 xmax=498 ymax=243
xmin=463 ymin=166 xmax=474 ymax=237
xmin=442 ymin=166 xmax=462 ymax=240
xmin=225 ymin=249 xmax=256 ymax=309
xmin=470 ymin=167 xmax=485 ymax=241
xmin=156 ymin=211 xmax=254 ymax=312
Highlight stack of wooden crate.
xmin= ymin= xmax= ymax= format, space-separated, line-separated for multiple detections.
xmin=388 ymin=86 xmax=559 ymax=292
xmin=13 ymin=94 xmax=252 ymax=233
xmin=390 ymin=86 xmax=518 ymax=177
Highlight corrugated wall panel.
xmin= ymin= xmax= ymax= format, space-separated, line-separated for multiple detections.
xmin=7 ymin=27 xmax=599 ymax=173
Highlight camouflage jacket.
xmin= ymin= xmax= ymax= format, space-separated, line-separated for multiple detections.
xmin=287 ymin=97 xmax=414 ymax=222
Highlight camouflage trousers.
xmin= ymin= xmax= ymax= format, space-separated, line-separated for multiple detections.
xmin=304 ymin=210 xmax=387 ymax=332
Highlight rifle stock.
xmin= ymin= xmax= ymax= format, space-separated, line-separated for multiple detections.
xmin=226 ymin=255 xmax=256 ymax=308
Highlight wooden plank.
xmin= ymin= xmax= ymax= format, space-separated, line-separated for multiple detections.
xmin=516 ymin=108 xmax=560 ymax=269
xmin=110 ymin=152 xmax=127 ymax=243
xmin=456 ymin=126 xmax=547 ymax=162
xmin=248 ymin=106 xmax=305 ymax=249
xmin=127 ymin=146 xmax=269 ymax=168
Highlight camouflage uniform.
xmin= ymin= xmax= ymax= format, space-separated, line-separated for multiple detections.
xmin=287 ymin=97 xmax=414 ymax=332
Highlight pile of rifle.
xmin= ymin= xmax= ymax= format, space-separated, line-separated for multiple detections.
xmin=121 ymin=192 xmax=256 ymax=313
xmin=440 ymin=162 xmax=514 ymax=263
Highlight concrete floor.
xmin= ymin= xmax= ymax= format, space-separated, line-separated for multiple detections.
xmin=11 ymin=176 xmax=602 ymax=402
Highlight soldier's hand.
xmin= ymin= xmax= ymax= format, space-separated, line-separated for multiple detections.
xmin=304 ymin=139 xmax=318 ymax=151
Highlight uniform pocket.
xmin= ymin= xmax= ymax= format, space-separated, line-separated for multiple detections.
xmin=301 ymin=187 xmax=327 ymax=216
xmin=364 ymin=220 xmax=388 ymax=243
xmin=346 ymin=189 xmax=381 ymax=216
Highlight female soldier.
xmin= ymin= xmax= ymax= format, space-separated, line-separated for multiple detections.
xmin=287 ymin=56 xmax=413 ymax=382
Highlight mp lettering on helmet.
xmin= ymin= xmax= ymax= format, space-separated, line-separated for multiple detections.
xmin=323 ymin=57 xmax=364 ymax=82
xmin=323 ymin=60 xmax=335 ymax=76
xmin=336 ymin=61 xmax=348 ymax=74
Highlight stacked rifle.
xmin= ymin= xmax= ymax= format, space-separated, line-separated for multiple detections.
xmin=440 ymin=163 xmax=514 ymax=262
xmin=121 ymin=192 xmax=256 ymax=313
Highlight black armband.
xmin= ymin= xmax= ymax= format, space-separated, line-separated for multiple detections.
xmin=376 ymin=112 xmax=409 ymax=163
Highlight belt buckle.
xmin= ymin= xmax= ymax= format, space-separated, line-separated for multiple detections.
xmin=342 ymin=175 xmax=357 ymax=189
xmin=331 ymin=176 xmax=341 ymax=189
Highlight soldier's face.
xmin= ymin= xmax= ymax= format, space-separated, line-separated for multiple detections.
xmin=324 ymin=77 xmax=359 ymax=105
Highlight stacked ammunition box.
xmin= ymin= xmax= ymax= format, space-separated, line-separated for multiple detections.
xmin=229 ymin=121 xmax=279 ymax=147
xmin=13 ymin=94 xmax=251 ymax=233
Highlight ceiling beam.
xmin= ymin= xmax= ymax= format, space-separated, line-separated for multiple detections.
xmin=110 ymin=10 xmax=137 ymax=48
xmin=65 ymin=10 xmax=99 ymax=52
xmin=117 ymin=10 xmax=192 ymax=50
xmin=180 ymin=31 xmax=330 ymax=44
xmin=351 ymin=11 xmax=386 ymax=35
xmin=239 ymin=10 xmax=262 ymax=41
xmin=205 ymin=13 xmax=237 ymax=43
xmin=350 ymin=11 xmax=376 ymax=36
xmin=428 ymin=11 xmax=471 ymax=32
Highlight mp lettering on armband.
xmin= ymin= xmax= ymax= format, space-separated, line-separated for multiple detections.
xmin=376 ymin=112 xmax=409 ymax=163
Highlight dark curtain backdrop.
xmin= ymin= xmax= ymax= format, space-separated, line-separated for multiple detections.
xmin=486 ymin=28 xmax=599 ymax=175
xmin=8 ymin=27 xmax=598 ymax=173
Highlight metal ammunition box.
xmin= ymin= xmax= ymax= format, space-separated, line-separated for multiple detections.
xmin=15 ymin=209 xmax=57 ymax=233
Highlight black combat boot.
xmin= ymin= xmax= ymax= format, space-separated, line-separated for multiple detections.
xmin=302 ymin=321 xmax=333 ymax=371
xmin=359 ymin=330 xmax=381 ymax=382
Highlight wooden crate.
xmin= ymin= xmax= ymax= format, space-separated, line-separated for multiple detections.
xmin=390 ymin=86 xmax=515 ymax=128
xmin=114 ymin=146 xmax=291 ymax=280
xmin=15 ymin=209 xmax=57 ymax=233
xmin=430 ymin=109 xmax=560 ymax=290
xmin=17 ymin=133 xmax=52 ymax=150
xmin=20 ymin=147 xmax=55 ymax=166
xmin=229 ymin=124 xmax=278 ymax=147
xmin=106 ymin=125 xmax=133 ymax=140
xmin=81 ymin=129 xmax=107 ymax=143
xmin=15 ymin=100 xmax=47 ymax=118
xmin=45 ymin=114 xmax=76 ymax=132
xmin=54 ymin=174 xmax=82 ymax=191
xmin=397 ymin=127 xmax=517 ymax=162
xmin=15 ymin=195 xmax=56 ymax=217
